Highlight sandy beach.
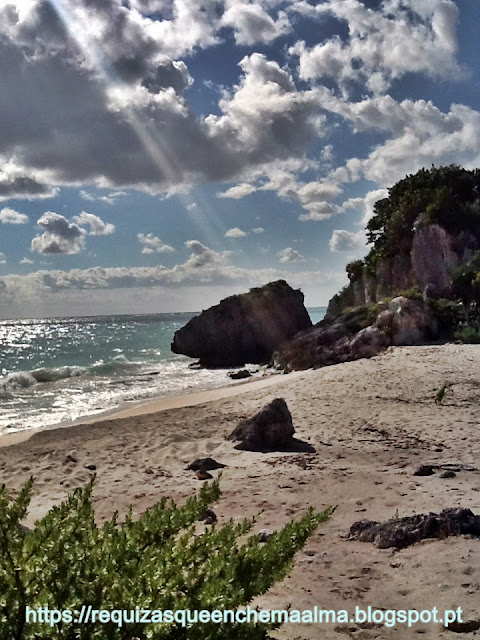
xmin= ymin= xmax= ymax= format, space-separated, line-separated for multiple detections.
xmin=1 ymin=344 xmax=480 ymax=639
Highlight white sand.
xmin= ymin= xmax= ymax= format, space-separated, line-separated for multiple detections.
xmin=1 ymin=344 xmax=480 ymax=638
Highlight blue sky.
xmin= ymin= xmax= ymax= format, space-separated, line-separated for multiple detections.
xmin=0 ymin=0 xmax=479 ymax=318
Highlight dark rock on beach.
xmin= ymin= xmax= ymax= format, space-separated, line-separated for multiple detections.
xmin=228 ymin=369 xmax=251 ymax=380
xmin=227 ymin=398 xmax=295 ymax=451
xmin=195 ymin=470 xmax=213 ymax=480
xmin=413 ymin=464 xmax=436 ymax=476
xmin=171 ymin=280 xmax=312 ymax=367
xmin=440 ymin=470 xmax=457 ymax=479
xmin=198 ymin=509 xmax=217 ymax=524
xmin=349 ymin=508 xmax=480 ymax=549
xmin=186 ymin=458 xmax=227 ymax=472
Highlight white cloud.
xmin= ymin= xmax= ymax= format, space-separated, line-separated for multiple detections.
xmin=290 ymin=0 xmax=460 ymax=94
xmin=137 ymin=232 xmax=174 ymax=254
xmin=218 ymin=183 xmax=257 ymax=199
xmin=222 ymin=3 xmax=290 ymax=45
xmin=73 ymin=212 xmax=115 ymax=236
xmin=80 ymin=190 xmax=127 ymax=205
xmin=0 ymin=252 xmax=6 ymax=264
xmin=20 ymin=257 xmax=33 ymax=265
xmin=298 ymin=202 xmax=335 ymax=222
xmin=278 ymin=247 xmax=304 ymax=263
xmin=225 ymin=227 xmax=247 ymax=238
xmin=320 ymin=94 xmax=480 ymax=192
xmin=329 ymin=229 xmax=367 ymax=254
xmin=31 ymin=212 xmax=86 ymax=255
xmin=252 ymin=227 xmax=264 ymax=234
xmin=339 ymin=188 xmax=389 ymax=225
xmin=0 ymin=207 xmax=28 ymax=224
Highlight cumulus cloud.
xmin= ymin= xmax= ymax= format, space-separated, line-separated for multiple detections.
xmin=218 ymin=183 xmax=257 ymax=199
xmin=72 ymin=212 xmax=115 ymax=236
xmin=225 ymin=227 xmax=247 ymax=238
xmin=329 ymin=229 xmax=367 ymax=254
xmin=0 ymin=252 xmax=6 ymax=264
xmin=137 ymin=232 xmax=174 ymax=254
xmin=320 ymin=95 xmax=480 ymax=193
xmin=221 ymin=3 xmax=290 ymax=45
xmin=290 ymin=0 xmax=460 ymax=94
xmin=0 ymin=207 xmax=28 ymax=224
xmin=31 ymin=212 xmax=86 ymax=255
xmin=278 ymin=247 xmax=304 ymax=263
xmin=0 ymin=4 xmax=322 ymax=201
xmin=252 ymin=227 xmax=264 ymax=234
xmin=20 ymin=257 xmax=33 ymax=265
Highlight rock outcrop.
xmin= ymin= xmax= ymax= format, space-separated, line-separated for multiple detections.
xmin=326 ymin=222 xmax=480 ymax=320
xmin=349 ymin=507 xmax=480 ymax=549
xmin=227 ymin=398 xmax=295 ymax=451
xmin=274 ymin=296 xmax=438 ymax=371
xmin=171 ymin=280 xmax=312 ymax=367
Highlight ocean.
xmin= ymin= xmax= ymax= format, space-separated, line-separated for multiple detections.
xmin=0 ymin=307 xmax=326 ymax=435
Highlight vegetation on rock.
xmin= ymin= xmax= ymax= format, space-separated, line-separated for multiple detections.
xmin=366 ymin=164 xmax=480 ymax=265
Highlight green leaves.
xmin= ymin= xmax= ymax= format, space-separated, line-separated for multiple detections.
xmin=0 ymin=478 xmax=333 ymax=640
xmin=366 ymin=165 xmax=480 ymax=264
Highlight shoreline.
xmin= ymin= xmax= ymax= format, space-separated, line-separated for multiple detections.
xmin=0 ymin=369 xmax=304 ymax=449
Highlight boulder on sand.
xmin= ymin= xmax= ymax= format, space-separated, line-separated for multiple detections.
xmin=227 ymin=398 xmax=295 ymax=451
xmin=171 ymin=281 xmax=312 ymax=368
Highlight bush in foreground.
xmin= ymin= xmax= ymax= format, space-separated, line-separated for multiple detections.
xmin=0 ymin=477 xmax=333 ymax=640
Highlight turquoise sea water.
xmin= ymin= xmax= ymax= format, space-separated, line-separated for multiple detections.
xmin=0 ymin=308 xmax=325 ymax=434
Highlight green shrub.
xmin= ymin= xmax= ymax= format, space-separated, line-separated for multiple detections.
xmin=428 ymin=298 xmax=464 ymax=338
xmin=0 ymin=478 xmax=333 ymax=640
xmin=454 ymin=326 xmax=480 ymax=344
xmin=397 ymin=288 xmax=422 ymax=301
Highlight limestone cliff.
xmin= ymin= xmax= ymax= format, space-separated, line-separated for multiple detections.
xmin=275 ymin=165 xmax=480 ymax=371
xmin=327 ymin=223 xmax=480 ymax=320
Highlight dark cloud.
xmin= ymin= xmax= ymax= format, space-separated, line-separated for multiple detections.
xmin=0 ymin=175 xmax=56 ymax=201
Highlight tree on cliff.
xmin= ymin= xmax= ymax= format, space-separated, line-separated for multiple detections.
xmin=366 ymin=165 xmax=480 ymax=263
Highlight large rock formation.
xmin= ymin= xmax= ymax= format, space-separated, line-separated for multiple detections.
xmin=171 ymin=280 xmax=312 ymax=367
xmin=273 ymin=297 xmax=438 ymax=371
xmin=275 ymin=166 xmax=480 ymax=371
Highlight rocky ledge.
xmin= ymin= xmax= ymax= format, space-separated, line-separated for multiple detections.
xmin=273 ymin=296 xmax=438 ymax=371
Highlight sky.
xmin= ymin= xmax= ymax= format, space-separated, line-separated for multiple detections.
xmin=0 ymin=0 xmax=479 ymax=318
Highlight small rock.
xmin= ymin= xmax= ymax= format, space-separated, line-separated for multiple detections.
xmin=258 ymin=529 xmax=274 ymax=542
xmin=84 ymin=464 xmax=96 ymax=471
xmin=227 ymin=398 xmax=295 ymax=452
xmin=198 ymin=509 xmax=217 ymax=524
xmin=228 ymin=369 xmax=252 ymax=380
xmin=413 ymin=465 xmax=435 ymax=476
xmin=64 ymin=454 xmax=77 ymax=464
xmin=195 ymin=470 xmax=213 ymax=480
xmin=440 ymin=471 xmax=456 ymax=479
xmin=186 ymin=458 xmax=227 ymax=472
xmin=445 ymin=619 xmax=480 ymax=633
